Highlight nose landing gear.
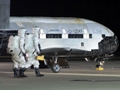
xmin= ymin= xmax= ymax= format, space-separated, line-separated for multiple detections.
xmin=95 ymin=58 xmax=105 ymax=70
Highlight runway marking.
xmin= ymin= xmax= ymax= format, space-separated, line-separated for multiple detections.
xmin=42 ymin=72 xmax=120 ymax=77
xmin=1 ymin=72 xmax=120 ymax=77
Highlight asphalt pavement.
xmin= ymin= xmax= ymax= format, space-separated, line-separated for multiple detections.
xmin=0 ymin=60 xmax=120 ymax=90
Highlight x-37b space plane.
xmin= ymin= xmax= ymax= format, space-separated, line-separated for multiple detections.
xmin=0 ymin=17 xmax=119 ymax=73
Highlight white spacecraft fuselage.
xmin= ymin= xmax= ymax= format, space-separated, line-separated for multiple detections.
xmin=2 ymin=17 xmax=119 ymax=57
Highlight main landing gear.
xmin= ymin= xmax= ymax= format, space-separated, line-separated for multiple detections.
xmin=51 ymin=54 xmax=61 ymax=73
xmin=52 ymin=63 xmax=60 ymax=73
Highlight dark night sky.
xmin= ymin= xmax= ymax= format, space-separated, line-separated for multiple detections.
xmin=10 ymin=0 xmax=120 ymax=33
xmin=10 ymin=0 xmax=120 ymax=53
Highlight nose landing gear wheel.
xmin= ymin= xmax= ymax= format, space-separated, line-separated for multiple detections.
xmin=96 ymin=61 xmax=105 ymax=70
xmin=51 ymin=63 xmax=60 ymax=73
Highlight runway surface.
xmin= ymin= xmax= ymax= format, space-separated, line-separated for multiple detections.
xmin=0 ymin=60 xmax=120 ymax=90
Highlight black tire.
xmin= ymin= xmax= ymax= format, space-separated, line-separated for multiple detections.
xmin=51 ymin=63 xmax=60 ymax=73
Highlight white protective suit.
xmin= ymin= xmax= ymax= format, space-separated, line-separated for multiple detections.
xmin=18 ymin=29 xmax=26 ymax=56
xmin=24 ymin=33 xmax=38 ymax=68
xmin=7 ymin=29 xmax=27 ymax=78
xmin=7 ymin=35 xmax=26 ymax=68
xmin=25 ymin=28 xmax=44 ymax=77
xmin=33 ymin=28 xmax=41 ymax=55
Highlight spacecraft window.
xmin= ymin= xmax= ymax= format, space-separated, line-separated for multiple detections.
xmin=102 ymin=34 xmax=105 ymax=38
xmin=46 ymin=34 xmax=62 ymax=38
xmin=89 ymin=34 xmax=92 ymax=38
xmin=68 ymin=34 xmax=83 ymax=38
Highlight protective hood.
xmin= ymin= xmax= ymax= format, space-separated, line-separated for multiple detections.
xmin=18 ymin=29 xmax=27 ymax=37
xmin=32 ymin=28 xmax=40 ymax=38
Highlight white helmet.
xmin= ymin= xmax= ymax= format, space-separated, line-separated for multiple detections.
xmin=18 ymin=29 xmax=27 ymax=37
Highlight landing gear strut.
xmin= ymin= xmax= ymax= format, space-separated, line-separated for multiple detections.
xmin=96 ymin=61 xmax=105 ymax=68
xmin=51 ymin=54 xmax=60 ymax=73
xmin=95 ymin=58 xmax=105 ymax=70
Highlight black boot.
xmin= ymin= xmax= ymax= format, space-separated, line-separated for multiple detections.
xmin=19 ymin=68 xmax=27 ymax=77
xmin=35 ymin=68 xmax=44 ymax=77
xmin=13 ymin=68 xmax=19 ymax=78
